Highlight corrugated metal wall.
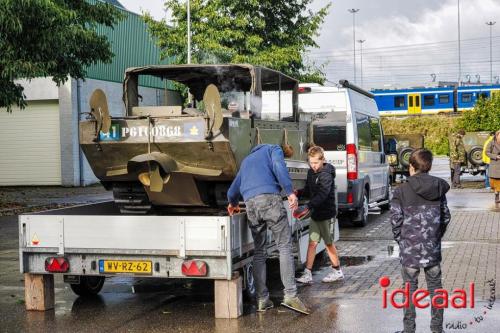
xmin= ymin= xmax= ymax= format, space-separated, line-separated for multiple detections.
xmin=86 ymin=4 xmax=173 ymax=89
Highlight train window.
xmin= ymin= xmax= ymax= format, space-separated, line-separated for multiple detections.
xmin=479 ymin=92 xmax=489 ymax=99
xmin=438 ymin=94 xmax=449 ymax=104
xmin=461 ymin=93 xmax=472 ymax=103
xmin=409 ymin=96 xmax=414 ymax=107
xmin=394 ymin=96 xmax=405 ymax=108
xmin=415 ymin=95 xmax=420 ymax=107
xmin=424 ymin=95 xmax=435 ymax=106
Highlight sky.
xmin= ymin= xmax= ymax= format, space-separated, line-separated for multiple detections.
xmin=119 ymin=0 xmax=500 ymax=90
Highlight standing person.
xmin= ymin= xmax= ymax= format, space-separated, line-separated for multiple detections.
xmin=450 ymin=129 xmax=466 ymax=188
xmin=482 ymin=132 xmax=495 ymax=190
xmin=391 ymin=148 xmax=451 ymax=333
xmin=295 ymin=146 xmax=343 ymax=284
xmin=485 ymin=130 xmax=500 ymax=208
xmin=227 ymin=144 xmax=311 ymax=315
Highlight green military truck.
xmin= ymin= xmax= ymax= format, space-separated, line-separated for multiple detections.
xmin=448 ymin=131 xmax=490 ymax=177
xmin=384 ymin=134 xmax=425 ymax=183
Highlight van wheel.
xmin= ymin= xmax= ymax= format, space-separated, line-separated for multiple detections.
xmin=353 ymin=190 xmax=369 ymax=227
xmin=70 ymin=276 xmax=105 ymax=297
xmin=380 ymin=182 xmax=392 ymax=210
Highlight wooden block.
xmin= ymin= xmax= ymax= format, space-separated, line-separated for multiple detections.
xmin=24 ymin=273 xmax=54 ymax=311
xmin=214 ymin=276 xmax=243 ymax=319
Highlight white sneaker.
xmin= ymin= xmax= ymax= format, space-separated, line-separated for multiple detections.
xmin=296 ymin=268 xmax=313 ymax=284
xmin=322 ymin=268 xmax=344 ymax=283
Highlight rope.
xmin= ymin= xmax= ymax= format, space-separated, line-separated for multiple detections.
xmin=255 ymin=127 xmax=262 ymax=145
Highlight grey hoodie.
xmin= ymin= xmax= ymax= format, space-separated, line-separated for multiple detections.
xmin=390 ymin=173 xmax=451 ymax=268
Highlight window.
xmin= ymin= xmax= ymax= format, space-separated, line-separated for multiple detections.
xmin=409 ymin=96 xmax=414 ymax=107
xmin=424 ymin=95 xmax=435 ymax=106
xmin=369 ymin=117 xmax=382 ymax=152
xmin=439 ymin=94 xmax=450 ymax=104
xmin=261 ymin=90 xmax=294 ymax=121
xmin=355 ymin=113 xmax=371 ymax=151
xmin=394 ymin=96 xmax=405 ymax=108
xmin=461 ymin=93 xmax=472 ymax=103
xmin=415 ymin=95 xmax=420 ymax=107
xmin=313 ymin=123 xmax=346 ymax=151
xmin=479 ymin=92 xmax=489 ymax=99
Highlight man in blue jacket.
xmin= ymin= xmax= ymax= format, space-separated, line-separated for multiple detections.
xmin=227 ymin=144 xmax=310 ymax=315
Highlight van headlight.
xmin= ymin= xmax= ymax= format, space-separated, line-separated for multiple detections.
xmin=387 ymin=154 xmax=398 ymax=166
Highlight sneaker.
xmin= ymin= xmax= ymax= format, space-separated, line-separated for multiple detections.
xmin=296 ymin=268 xmax=313 ymax=284
xmin=322 ymin=268 xmax=344 ymax=283
xmin=257 ymin=298 xmax=274 ymax=312
xmin=281 ymin=296 xmax=311 ymax=315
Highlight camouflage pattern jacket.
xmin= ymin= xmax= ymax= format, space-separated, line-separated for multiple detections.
xmin=450 ymin=134 xmax=466 ymax=164
xmin=390 ymin=173 xmax=451 ymax=268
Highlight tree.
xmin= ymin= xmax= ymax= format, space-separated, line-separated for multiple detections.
xmin=0 ymin=0 xmax=123 ymax=111
xmin=144 ymin=0 xmax=330 ymax=83
xmin=456 ymin=94 xmax=500 ymax=132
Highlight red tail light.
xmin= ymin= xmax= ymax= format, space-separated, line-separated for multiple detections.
xmin=45 ymin=257 xmax=69 ymax=273
xmin=347 ymin=192 xmax=353 ymax=203
xmin=181 ymin=260 xmax=208 ymax=277
xmin=297 ymin=87 xmax=311 ymax=93
xmin=346 ymin=143 xmax=358 ymax=180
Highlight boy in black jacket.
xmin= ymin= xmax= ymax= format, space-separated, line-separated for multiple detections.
xmin=391 ymin=148 xmax=451 ymax=333
xmin=295 ymin=146 xmax=343 ymax=284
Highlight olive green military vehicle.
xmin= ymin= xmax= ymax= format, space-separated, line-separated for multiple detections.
xmin=80 ymin=64 xmax=311 ymax=213
xmin=448 ymin=131 xmax=490 ymax=178
xmin=384 ymin=134 xmax=424 ymax=183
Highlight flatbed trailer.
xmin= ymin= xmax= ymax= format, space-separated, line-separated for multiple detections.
xmin=19 ymin=201 xmax=335 ymax=318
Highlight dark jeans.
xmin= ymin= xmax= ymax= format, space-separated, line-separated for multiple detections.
xmin=402 ymin=264 xmax=444 ymax=333
xmin=246 ymin=194 xmax=297 ymax=300
xmin=452 ymin=162 xmax=461 ymax=187
xmin=485 ymin=164 xmax=490 ymax=188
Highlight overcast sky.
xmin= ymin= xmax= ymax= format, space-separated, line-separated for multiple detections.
xmin=119 ymin=0 xmax=500 ymax=89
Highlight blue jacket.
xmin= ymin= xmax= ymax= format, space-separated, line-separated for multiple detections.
xmin=227 ymin=144 xmax=293 ymax=205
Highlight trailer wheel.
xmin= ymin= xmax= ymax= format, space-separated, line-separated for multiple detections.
xmin=243 ymin=263 xmax=256 ymax=300
xmin=70 ymin=276 xmax=105 ymax=297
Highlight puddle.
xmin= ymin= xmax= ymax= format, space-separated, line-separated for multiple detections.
xmin=339 ymin=255 xmax=375 ymax=267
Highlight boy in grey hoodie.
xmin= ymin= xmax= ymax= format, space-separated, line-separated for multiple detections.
xmin=391 ymin=148 xmax=451 ymax=333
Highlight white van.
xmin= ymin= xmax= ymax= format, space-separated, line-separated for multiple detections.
xmin=298 ymin=81 xmax=390 ymax=226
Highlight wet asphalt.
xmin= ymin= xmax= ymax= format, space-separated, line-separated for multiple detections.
xmin=1 ymin=158 xmax=499 ymax=332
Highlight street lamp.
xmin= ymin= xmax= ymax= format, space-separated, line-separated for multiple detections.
xmin=348 ymin=9 xmax=360 ymax=83
xmin=187 ymin=0 xmax=191 ymax=64
xmin=486 ymin=21 xmax=496 ymax=84
xmin=457 ymin=0 xmax=462 ymax=86
xmin=357 ymin=39 xmax=366 ymax=87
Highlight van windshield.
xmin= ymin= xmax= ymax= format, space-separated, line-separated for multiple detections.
xmin=313 ymin=122 xmax=347 ymax=151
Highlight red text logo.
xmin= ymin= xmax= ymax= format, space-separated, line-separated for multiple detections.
xmin=379 ymin=276 xmax=475 ymax=309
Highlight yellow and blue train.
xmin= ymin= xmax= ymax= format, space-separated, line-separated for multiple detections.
xmin=372 ymin=84 xmax=500 ymax=116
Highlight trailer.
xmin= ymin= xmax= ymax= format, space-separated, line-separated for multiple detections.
xmin=19 ymin=201 xmax=337 ymax=318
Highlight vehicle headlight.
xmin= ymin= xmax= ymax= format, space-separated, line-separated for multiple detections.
xmin=387 ymin=154 xmax=398 ymax=166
